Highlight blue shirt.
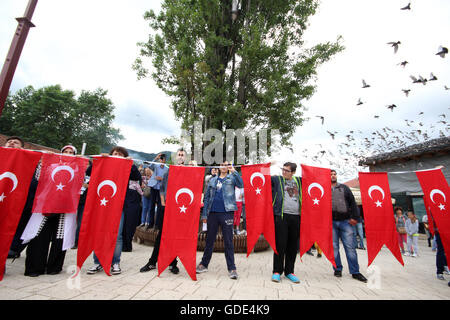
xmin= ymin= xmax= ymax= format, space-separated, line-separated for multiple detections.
xmin=148 ymin=163 xmax=168 ymax=190
xmin=210 ymin=177 xmax=226 ymax=213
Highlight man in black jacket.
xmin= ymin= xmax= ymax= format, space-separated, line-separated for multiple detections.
xmin=331 ymin=170 xmax=367 ymax=282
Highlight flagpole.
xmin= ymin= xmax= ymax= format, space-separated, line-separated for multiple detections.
xmin=0 ymin=0 xmax=38 ymax=116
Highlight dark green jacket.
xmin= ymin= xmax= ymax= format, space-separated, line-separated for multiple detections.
xmin=271 ymin=175 xmax=302 ymax=218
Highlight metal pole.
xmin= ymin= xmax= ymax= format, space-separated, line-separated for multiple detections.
xmin=0 ymin=0 xmax=38 ymax=116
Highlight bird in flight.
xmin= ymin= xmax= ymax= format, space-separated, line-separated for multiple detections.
xmin=398 ymin=61 xmax=409 ymax=68
xmin=362 ymin=79 xmax=370 ymax=88
xmin=387 ymin=41 xmax=401 ymax=53
xmin=316 ymin=115 xmax=325 ymax=125
xmin=402 ymin=89 xmax=411 ymax=97
xmin=374 ymin=115 xmax=380 ymax=119
xmin=429 ymin=73 xmax=438 ymax=81
xmin=410 ymin=75 xmax=427 ymax=85
xmin=445 ymin=85 xmax=449 ymax=90
xmin=327 ymin=131 xmax=337 ymax=140
xmin=436 ymin=46 xmax=448 ymax=58
xmin=356 ymin=98 xmax=363 ymax=105
xmin=400 ymin=2 xmax=411 ymax=10
xmin=387 ymin=104 xmax=397 ymax=112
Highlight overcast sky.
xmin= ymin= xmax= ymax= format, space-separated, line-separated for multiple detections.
xmin=1 ymin=0 xmax=449 ymax=180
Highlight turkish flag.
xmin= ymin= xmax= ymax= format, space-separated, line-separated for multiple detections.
xmin=300 ymin=165 xmax=335 ymax=267
xmin=359 ymin=172 xmax=404 ymax=267
xmin=416 ymin=168 xmax=450 ymax=265
xmin=32 ymin=153 xmax=89 ymax=214
xmin=241 ymin=163 xmax=277 ymax=257
xmin=158 ymin=165 xmax=205 ymax=280
xmin=423 ymin=196 xmax=435 ymax=236
xmin=0 ymin=147 xmax=42 ymax=281
xmin=76 ymin=156 xmax=132 ymax=276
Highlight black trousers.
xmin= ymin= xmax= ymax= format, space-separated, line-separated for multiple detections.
xmin=273 ymin=214 xmax=300 ymax=275
xmin=24 ymin=215 xmax=66 ymax=276
xmin=148 ymin=206 xmax=177 ymax=267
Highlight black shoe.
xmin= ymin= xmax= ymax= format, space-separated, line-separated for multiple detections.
xmin=140 ymin=263 xmax=156 ymax=273
xmin=25 ymin=272 xmax=40 ymax=277
xmin=47 ymin=270 xmax=61 ymax=275
xmin=352 ymin=273 xmax=367 ymax=283
xmin=317 ymin=253 xmax=322 ymax=258
xmin=334 ymin=270 xmax=342 ymax=277
xmin=7 ymin=251 xmax=20 ymax=259
xmin=306 ymin=250 xmax=314 ymax=256
xmin=169 ymin=265 xmax=179 ymax=274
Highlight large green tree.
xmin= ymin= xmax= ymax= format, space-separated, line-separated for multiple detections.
xmin=0 ymin=85 xmax=123 ymax=154
xmin=134 ymin=0 xmax=343 ymax=163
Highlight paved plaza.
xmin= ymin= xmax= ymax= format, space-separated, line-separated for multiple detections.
xmin=1 ymin=236 xmax=449 ymax=300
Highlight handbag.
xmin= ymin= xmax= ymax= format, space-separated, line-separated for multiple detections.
xmin=397 ymin=226 xmax=406 ymax=234
xmin=143 ymin=186 xmax=151 ymax=198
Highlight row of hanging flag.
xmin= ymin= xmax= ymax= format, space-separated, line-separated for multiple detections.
xmin=0 ymin=147 xmax=448 ymax=281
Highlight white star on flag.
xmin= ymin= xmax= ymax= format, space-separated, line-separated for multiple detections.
xmin=0 ymin=193 xmax=6 ymax=202
xmin=56 ymin=182 xmax=65 ymax=191
xmin=312 ymin=198 xmax=320 ymax=205
xmin=255 ymin=187 xmax=261 ymax=195
xmin=438 ymin=203 xmax=445 ymax=211
xmin=179 ymin=205 xmax=187 ymax=213
xmin=100 ymin=198 xmax=108 ymax=206
xmin=375 ymin=200 xmax=382 ymax=207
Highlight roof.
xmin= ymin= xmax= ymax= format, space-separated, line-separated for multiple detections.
xmin=360 ymin=136 xmax=450 ymax=166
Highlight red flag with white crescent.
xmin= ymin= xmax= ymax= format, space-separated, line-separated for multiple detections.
xmin=76 ymin=156 xmax=132 ymax=276
xmin=359 ymin=172 xmax=404 ymax=267
xmin=32 ymin=153 xmax=89 ymax=214
xmin=0 ymin=147 xmax=42 ymax=281
xmin=416 ymin=168 xmax=450 ymax=266
xmin=423 ymin=196 xmax=435 ymax=236
xmin=158 ymin=165 xmax=205 ymax=280
xmin=300 ymin=165 xmax=335 ymax=267
xmin=241 ymin=163 xmax=277 ymax=257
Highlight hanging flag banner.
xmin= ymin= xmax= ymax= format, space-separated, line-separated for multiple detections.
xmin=359 ymin=172 xmax=404 ymax=267
xmin=32 ymin=153 xmax=89 ymax=214
xmin=158 ymin=165 xmax=205 ymax=280
xmin=416 ymin=168 xmax=450 ymax=266
xmin=300 ymin=164 xmax=335 ymax=267
xmin=76 ymin=156 xmax=132 ymax=276
xmin=0 ymin=147 xmax=41 ymax=281
xmin=241 ymin=163 xmax=277 ymax=257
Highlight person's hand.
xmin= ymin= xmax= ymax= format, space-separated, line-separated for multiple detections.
xmin=156 ymin=176 xmax=163 ymax=181
xmin=228 ymin=163 xmax=236 ymax=173
xmin=349 ymin=219 xmax=357 ymax=226
xmin=101 ymin=153 xmax=109 ymax=157
xmin=202 ymin=219 xmax=207 ymax=223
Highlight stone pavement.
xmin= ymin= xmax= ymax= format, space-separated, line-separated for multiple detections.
xmin=1 ymin=237 xmax=449 ymax=300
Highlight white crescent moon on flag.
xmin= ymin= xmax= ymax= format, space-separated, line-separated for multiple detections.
xmin=368 ymin=185 xmax=385 ymax=200
xmin=250 ymin=172 xmax=265 ymax=187
xmin=97 ymin=180 xmax=117 ymax=198
xmin=0 ymin=172 xmax=18 ymax=192
xmin=430 ymin=189 xmax=446 ymax=203
xmin=308 ymin=182 xmax=324 ymax=198
xmin=175 ymin=188 xmax=194 ymax=205
xmin=51 ymin=165 xmax=75 ymax=183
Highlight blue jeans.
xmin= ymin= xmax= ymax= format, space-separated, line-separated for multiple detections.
xmin=352 ymin=222 xmax=365 ymax=248
xmin=93 ymin=211 xmax=124 ymax=265
xmin=333 ymin=220 xmax=360 ymax=274
xmin=201 ymin=211 xmax=236 ymax=271
xmin=141 ymin=196 xmax=151 ymax=224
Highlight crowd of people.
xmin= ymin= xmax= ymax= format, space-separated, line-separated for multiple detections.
xmin=2 ymin=135 xmax=449 ymax=287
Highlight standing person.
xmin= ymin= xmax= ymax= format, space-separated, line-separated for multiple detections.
xmin=405 ymin=210 xmax=419 ymax=257
xmin=233 ymin=186 xmax=244 ymax=235
xmin=122 ymin=161 xmax=143 ymax=252
xmin=394 ymin=207 xmax=407 ymax=254
xmin=331 ymin=170 xmax=367 ymax=282
xmin=352 ymin=207 xmax=365 ymax=250
xmin=4 ymin=136 xmax=39 ymax=259
xmin=23 ymin=145 xmax=79 ymax=277
xmin=139 ymin=148 xmax=188 ymax=274
xmin=146 ymin=153 xmax=169 ymax=229
xmin=270 ymin=162 xmax=302 ymax=284
xmin=87 ymin=146 xmax=141 ymax=275
xmin=196 ymin=161 xmax=243 ymax=280
xmin=139 ymin=167 xmax=153 ymax=227
xmin=422 ymin=214 xmax=432 ymax=248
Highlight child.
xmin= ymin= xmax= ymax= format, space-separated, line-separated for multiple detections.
xmin=405 ymin=210 xmax=419 ymax=257
xmin=394 ymin=207 xmax=407 ymax=254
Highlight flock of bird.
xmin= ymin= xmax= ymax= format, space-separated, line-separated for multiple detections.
xmin=300 ymin=2 xmax=449 ymax=179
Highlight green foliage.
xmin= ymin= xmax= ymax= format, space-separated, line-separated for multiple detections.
xmin=134 ymin=0 xmax=344 ymax=158
xmin=0 ymin=85 xmax=123 ymax=154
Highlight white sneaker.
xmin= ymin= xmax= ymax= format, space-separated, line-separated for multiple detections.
xmin=444 ymin=267 xmax=450 ymax=275
xmin=87 ymin=264 xmax=103 ymax=274
xmin=111 ymin=263 xmax=121 ymax=275
xmin=412 ymin=253 xmax=417 ymax=257
xmin=403 ymin=252 xmax=410 ymax=256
